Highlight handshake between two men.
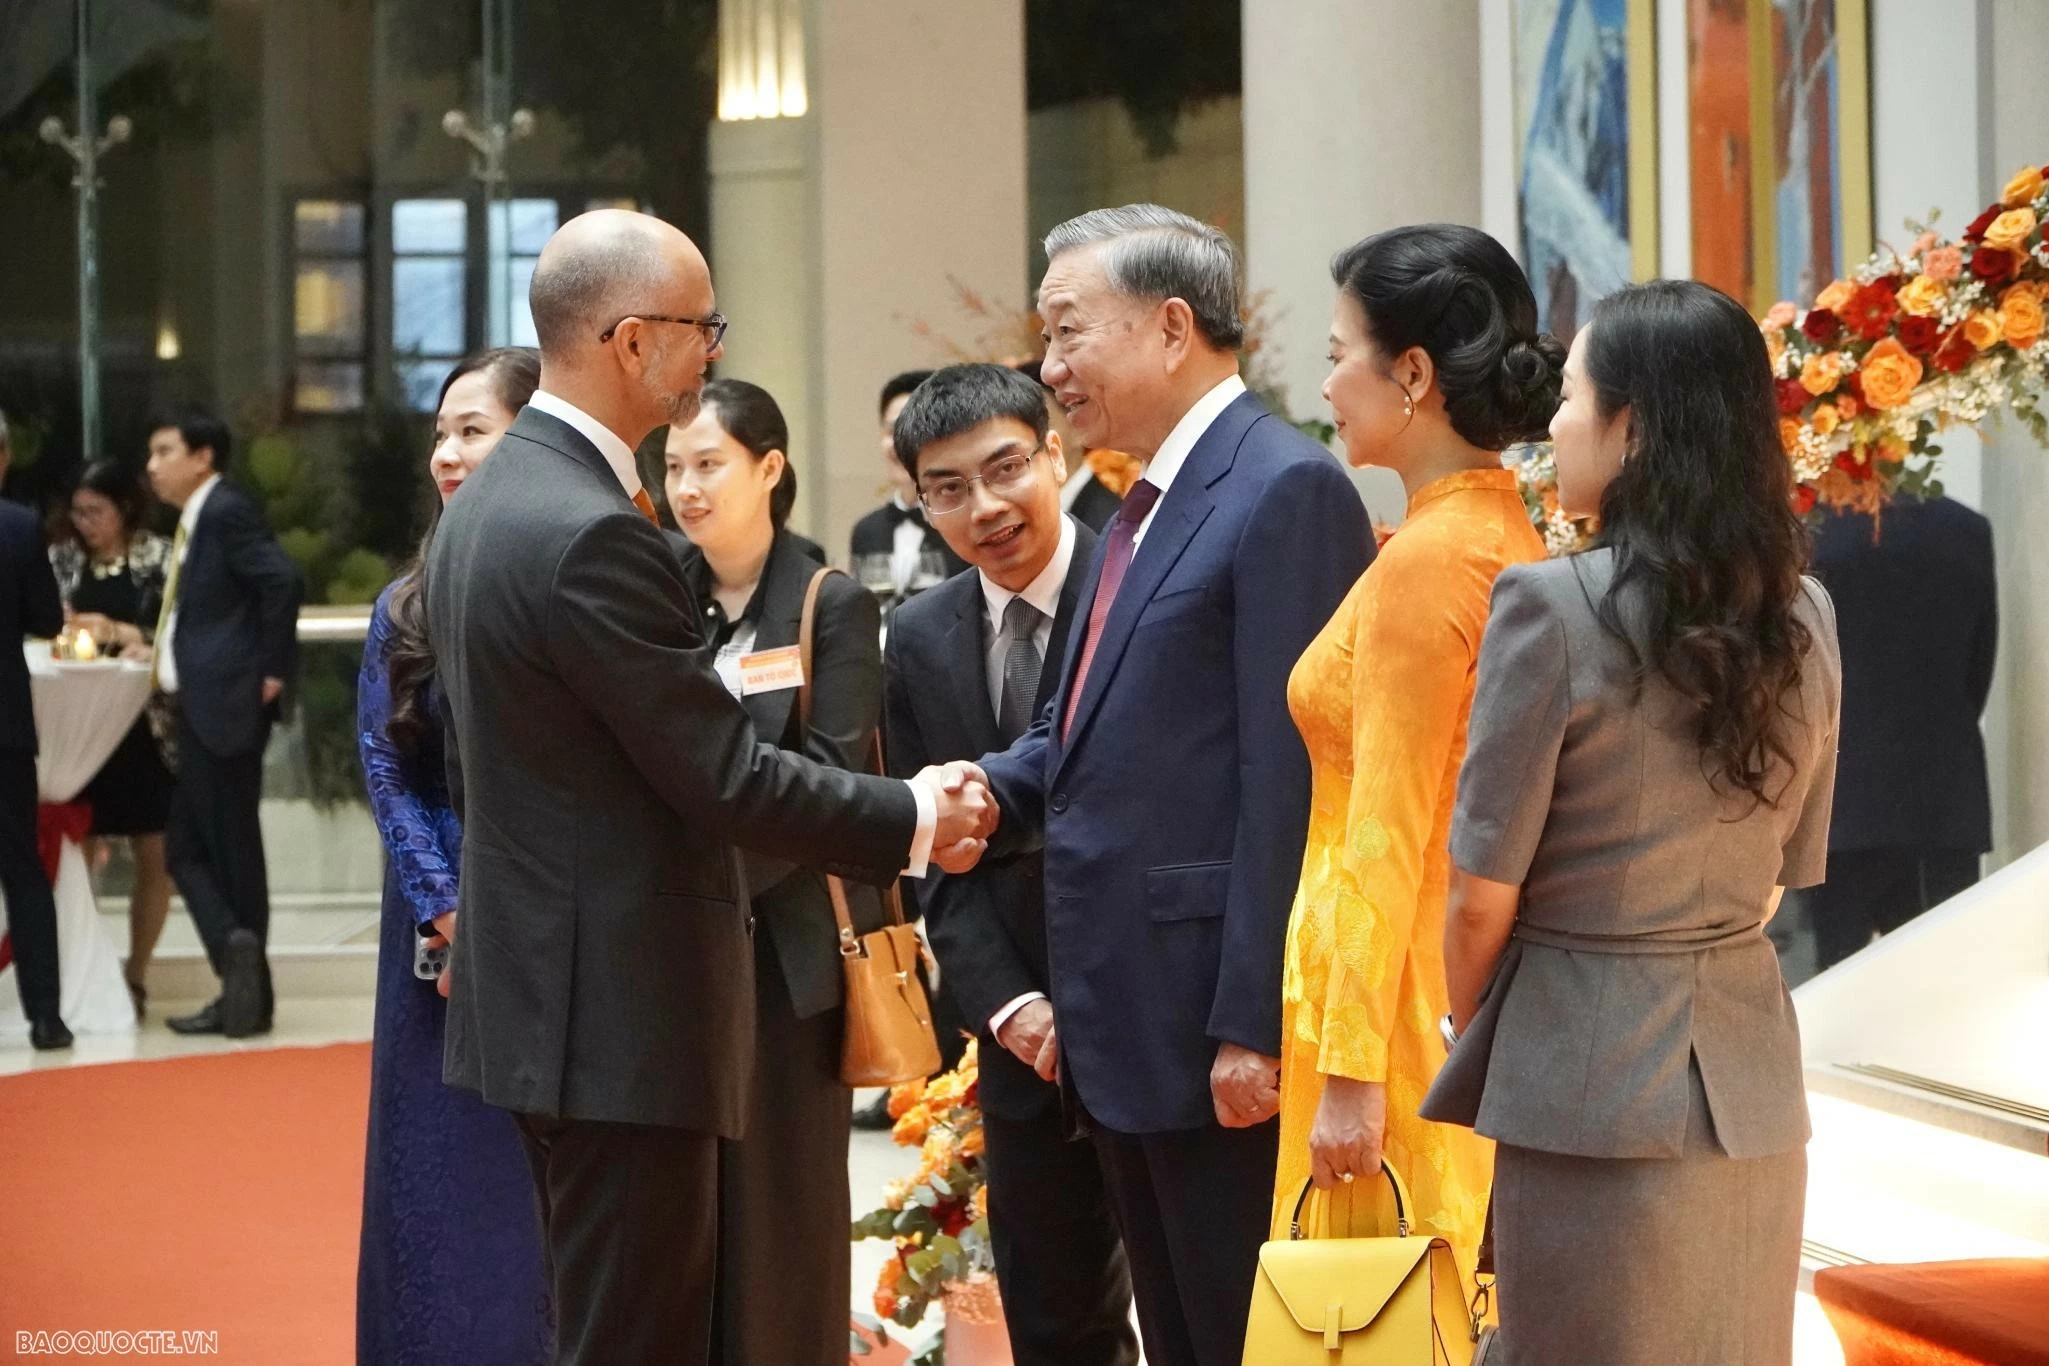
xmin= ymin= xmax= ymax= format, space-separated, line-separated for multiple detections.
xmin=911 ymin=759 xmax=999 ymax=874
xmin=909 ymin=757 xmax=1285 ymax=1134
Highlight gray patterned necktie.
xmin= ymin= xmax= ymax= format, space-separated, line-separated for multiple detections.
xmin=997 ymin=596 xmax=1046 ymax=743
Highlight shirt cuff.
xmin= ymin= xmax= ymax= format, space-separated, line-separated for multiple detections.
xmin=903 ymin=777 xmax=937 ymax=878
xmin=988 ymin=992 xmax=1048 ymax=1037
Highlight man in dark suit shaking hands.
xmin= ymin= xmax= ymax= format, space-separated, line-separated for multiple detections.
xmin=885 ymin=364 xmax=1138 ymax=1366
xmin=146 ymin=410 xmax=302 ymax=1039
xmin=968 ymin=207 xmax=1372 ymax=1366
xmin=423 ymin=209 xmax=995 ymax=1366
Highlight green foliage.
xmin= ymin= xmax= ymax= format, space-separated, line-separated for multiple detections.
xmin=327 ymin=548 xmax=393 ymax=606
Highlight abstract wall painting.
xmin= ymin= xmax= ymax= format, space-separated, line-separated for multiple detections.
xmin=1512 ymin=0 xmax=1658 ymax=339
xmin=1686 ymin=0 xmax=1872 ymax=312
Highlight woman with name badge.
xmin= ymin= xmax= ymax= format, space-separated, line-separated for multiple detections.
xmin=665 ymin=377 xmax=891 ymax=1366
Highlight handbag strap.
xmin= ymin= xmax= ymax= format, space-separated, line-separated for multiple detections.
xmin=1287 ymin=1160 xmax=1413 ymax=1241
xmin=794 ymin=566 xmax=913 ymax=956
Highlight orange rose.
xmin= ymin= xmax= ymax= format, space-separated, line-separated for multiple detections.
xmin=2001 ymin=287 xmax=2044 ymax=349
xmin=891 ymin=1104 xmax=932 ymax=1146
xmin=1835 ymin=393 xmax=1861 ymax=420
xmin=1982 ymin=207 xmax=2038 ymax=253
xmin=1763 ymin=301 xmax=1798 ymax=330
xmin=887 ymin=1078 xmax=926 ymax=1120
xmin=1963 ymin=310 xmax=2003 ymax=350
xmin=1778 ymin=417 xmax=1803 ymax=454
xmin=1877 ymin=436 xmax=1910 ymax=464
xmin=2003 ymin=165 xmax=2045 ymax=209
xmin=960 ymin=1125 xmax=986 ymax=1158
xmin=1896 ymin=274 xmax=1947 ymax=318
xmin=1799 ymin=352 xmax=1844 ymax=396
xmin=1810 ymin=403 xmax=1840 ymax=437
xmin=1857 ymin=338 xmax=1923 ymax=410
xmin=1813 ymin=279 xmax=1856 ymax=313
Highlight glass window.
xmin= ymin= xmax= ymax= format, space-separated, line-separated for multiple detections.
xmin=391 ymin=198 xmax=470 ymax=409
xmin=488 ymin=197 xmax=558 ymax=347
xmin=292 ymin=198 xmax=368 ymax=414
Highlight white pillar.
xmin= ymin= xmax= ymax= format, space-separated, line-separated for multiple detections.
xmin=706 ymin=0 xmax=1025 ymax=559
xmin=1242 ymin=0 xmax=1485 ymax=525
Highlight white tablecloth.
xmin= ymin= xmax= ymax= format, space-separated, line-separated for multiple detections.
xmin=0 ymin=642 xmax=153 ymax=1039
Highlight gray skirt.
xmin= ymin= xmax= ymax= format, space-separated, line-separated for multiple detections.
xmin=1491 ymin=1066 xmax=1806 ymax=1366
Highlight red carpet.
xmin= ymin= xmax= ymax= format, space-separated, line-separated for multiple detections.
xmin=0 ymin=1044 xmax=369 ymax=1365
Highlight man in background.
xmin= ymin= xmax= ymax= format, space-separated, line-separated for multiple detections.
xmin=1 ymin=426 xmax=71 ymax=1050
xmin=885 ymin=364 xmax=1136 ymax=1366
xmin=1804 ymin=495 xmax=1997 ymax=969
xmin=147 ymin=410 xmax=302 ymax=1038
xmin=848 ymin=370 xmax=967 ymax=596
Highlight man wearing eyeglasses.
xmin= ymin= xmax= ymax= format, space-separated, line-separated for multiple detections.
xmin=423 ymin=208 xmax=997 ymax=1366
xmin=882 ymin=363 xmax=1135 ymax=1366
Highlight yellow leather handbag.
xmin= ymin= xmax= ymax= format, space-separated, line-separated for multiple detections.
xmin=1242 ymin=1163 xmax=1490 ymax=1365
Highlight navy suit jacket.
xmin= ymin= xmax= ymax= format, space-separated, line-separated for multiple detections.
xmin=1808 ymin=496 xmax=1995 ymax=854
xmin=2 ymin=500 xmax=64 ymax=753
xmin=976 ymin=391 xmax=1373 ymax=1134
xmin=169 ymin=481 xmax=303 ymax=757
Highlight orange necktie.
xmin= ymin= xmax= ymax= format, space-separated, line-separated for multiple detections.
xmin=631 ymin=488 xmax=660 ymax=527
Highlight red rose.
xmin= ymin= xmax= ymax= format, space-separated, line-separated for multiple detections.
xmin=1792 ymin=484 xmax=1818 ymax=516
xmin=1897 ymin=315 xmax=1942 ymax=354
xmin=1933 ymin=329 xmax=1976 ymax=373
xmin=1844 ymin=282 xmax=1900 ymax=340
xmin=1776 ymin=378 xmax=1812 ymax=415
xmin=1801 ymin=308 xmax=1842 ymax=342
xmin=1833 ymin=450 xmax=1877 ymax=482
xmin=1840 ymin=371 xmax=1865 ymax=406
xmin=1964 ymin=206 xmax=2001 ymax=242
xmin=1971 ymin=246 xmax=2016 ymax=282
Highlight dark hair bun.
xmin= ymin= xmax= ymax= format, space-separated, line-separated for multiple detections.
xmin=1331 ymin=224 xmax=1563 ymax=450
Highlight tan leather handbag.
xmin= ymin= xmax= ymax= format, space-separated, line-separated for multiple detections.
xmin=1242 ymin=1163 xmax=1490 ymax=1365
xmin=797 ymin=567 xmax=943 ymax=1088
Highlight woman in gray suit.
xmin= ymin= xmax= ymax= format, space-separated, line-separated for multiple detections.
xmin=1421 ymin=279 xmax=1841 ymax=1364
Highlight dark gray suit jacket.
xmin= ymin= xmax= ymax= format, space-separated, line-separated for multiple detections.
xmin=1423 ymin=551 xmax=1841 ymax=1160
xmin=426 ymin=406 xmax=918 ymax=1135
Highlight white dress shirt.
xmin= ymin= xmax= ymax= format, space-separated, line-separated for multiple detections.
xmin=977 ymin=514 xmax=1076 ymax=722
xmin=526 ymin=389 xmax=649 ymax=500
xmin=978 ymin=515 xmax=1079 ymax=1038
xmin=1131 ymin=372 xmax=1246 ymax=552
xmin=889 ymin=496 xmax=927 ymax=593
xmin=524 ymin=389 xmax=940 ymax=873
xmin=153 ymin=473 xmax=222 ymax=695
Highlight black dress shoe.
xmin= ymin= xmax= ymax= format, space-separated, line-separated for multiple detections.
xmin=851 ymin=1092 xmax=894 ymax=1131
xmin=221 ymin=929 xmax=267 ymax=1039
xmin=29 ymin=1018 xmax=74 ymax=1050
xmin=167 ymin=999 xmax=225 ymax=1035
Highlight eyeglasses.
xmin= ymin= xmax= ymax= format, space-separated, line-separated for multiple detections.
xmin=597 ymin=311 xmax=729 ymax=349
xmin=919 ymin=447 xmax=1044 ymax=517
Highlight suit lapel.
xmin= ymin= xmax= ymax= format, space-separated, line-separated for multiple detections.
xmin=514 ymin=406 xmax=639 ymax=509
xmin=738 ymin=533 xmax=814 ymax=746
xmin=1054 ymin=396 xmax=1259 ymax=765
xmin=1036 ymin=518 xmax=1098 ymax=716
xmin=944 ymin=575 xmax=1005 ymax=754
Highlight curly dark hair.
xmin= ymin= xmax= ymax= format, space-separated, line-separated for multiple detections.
xmin=1582 ymin=280 xmax=1813 ymax=807
xmin=382 ymin=348 xmax=541 ymax=758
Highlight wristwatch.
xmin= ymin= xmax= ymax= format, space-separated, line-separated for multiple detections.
xmin=1438 ymin=1013 xmax=1460 ymax=1052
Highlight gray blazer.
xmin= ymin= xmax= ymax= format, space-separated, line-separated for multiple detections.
xmin=1420 ymin=549 xmax=1840 ymax=1160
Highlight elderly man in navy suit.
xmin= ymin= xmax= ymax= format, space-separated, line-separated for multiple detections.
xmin=954 ymin=206 xmax=1372 ymax=1366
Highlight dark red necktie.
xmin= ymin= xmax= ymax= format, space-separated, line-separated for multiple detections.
xmin=1062 ymin=479 xmax=1161 ymax=743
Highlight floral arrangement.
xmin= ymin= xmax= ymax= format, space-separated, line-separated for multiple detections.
xmin=852 ymin=1043 xmax=993 ymax=1338
xmin=1518 ymin=160 xmax=2049 ymax=553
